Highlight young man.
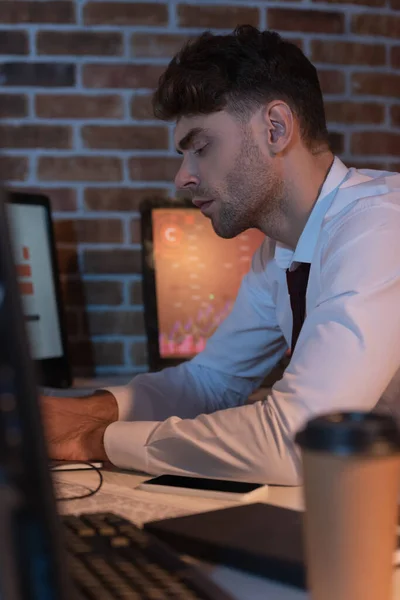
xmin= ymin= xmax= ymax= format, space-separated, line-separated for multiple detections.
xmin=42 ymin=26 xmax=400 ymax=485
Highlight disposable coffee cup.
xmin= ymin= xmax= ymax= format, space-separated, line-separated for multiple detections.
xmin=295 ymin=411 xmax=400 ymax=600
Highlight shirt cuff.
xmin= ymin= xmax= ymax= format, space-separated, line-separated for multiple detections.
xmin=103 ymin=420 xmax=159 ymax=472
xmin=102 ymin=384 xmax=135 ymax=421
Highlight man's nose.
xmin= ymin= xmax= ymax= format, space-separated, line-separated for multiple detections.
xmin=174 ymin=162 xmax=200 ymax=191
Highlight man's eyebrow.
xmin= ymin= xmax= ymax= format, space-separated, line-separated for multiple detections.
xmin=175 ymin=127 xmax=207 ymax=155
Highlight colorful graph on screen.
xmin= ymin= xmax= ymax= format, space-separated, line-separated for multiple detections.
xmin=152 ymin=208 xmax=265 ymax=358
xmin=15 ymin=245 xmax=40 ymax=322
xmin=16 ymin=245 xmax=34 ymax=295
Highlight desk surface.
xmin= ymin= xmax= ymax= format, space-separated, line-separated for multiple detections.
xmin=54 ymin=467 xmax=400 ymax=600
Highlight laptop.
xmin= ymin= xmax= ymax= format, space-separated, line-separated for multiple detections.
xmin=7 ymin=192 xmax=72 ymax=388
xmin=0 ymin=189 xmax=233 ymax=599
xmin=140 ymin=198 xmax=265 ymax=371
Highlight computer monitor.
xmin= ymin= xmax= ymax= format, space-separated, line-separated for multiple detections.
xmin=141 ymin=198 xmax=265 ymax=371
xmin=6 ymin=193 xmax=72 ymax=388
xmin=0 ymin=188 xmax=72 ymax=599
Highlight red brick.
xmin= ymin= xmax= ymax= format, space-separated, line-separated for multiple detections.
xmin=93 ymin=342 xmax=124 ymax=366
xmin=37 ymin=31 xmax=123 ymax=56
xmin=0 ymin=1 xmax=75 ymax=23
xmin=88 ymin=310 xmax=145 ymax=336
xmin=269 ymin=9 xmax=343 ymax=33
xmin=84 ymin=2 xmax=168 ymax=26
xmin=312 ymin=0 xmax=384 ymax=5
xmin=36 ymin=94 xmax=123 ymax=119
xmin=0 ymin=156 xmax=28 ymax=181
xmin=352 ymin=73 xmax=400 ymax=98
xmin=68 ymin=341 xmax=124 ymax=367
xmin=83 ymin=249 xmax=141 ymax=275
xmin=391 ymin=106 xmax=400 ymax=127
xmin=130 ymin=218 xmax=141 ymax=244
xmin=130 ymin=281 xmax=143 ymax=305
xmin=131 ymin=34 xmax=189 ymax=59
xmin=325 ymin=102 xmax=385 ymax=124
xmin=84 ymin=188 xmax=169 ymax=211
xmin=11 ymin=187 xmax=77 ymax=212
xmin=83 ymin=64 xmax=163 ymax=89
xmin=85 ymin=281 xmax=123 ymax=306
xmin=61 ymin=279 xmax=123 ymax=307
xmin=351 ymin=14 xmax=400 ymax=38
xmin=131 ymin=93 xmax=154 ymax=120
xmin=388 ymin=162 xmax=400 ymax=172
xmin=38 ymin=157 xmax=122 ymax=182
xmin=94 ymin=342 xmax=124 ymax=366
xmin=328 ymin=132 xmax=344 ymax=154
xmin=57 ymin=248 xmax=79 ymax=276
xmin=390 ymin=0 xmax=400 ymax=8
xmin=0 ymin=94 xmax=27 ymax=118
xmin=0 ymin=30 xmax=28 ymax=54
xmin=54 ymin=219 xmax=123 ymax=244
xmin=391 ymin=47 xmax=400 ymax=69
xmin=351 ymin=132 xmax=400 ymax=156
xmin=130 ymin=340 xmax=148 ymax=367
xmin=82 ymin=125 xmax=168 ymax=151
xmin=47 ymin=188 xmax=77 ymax=212
xmin=0 ymin=62 xmax=75 ymax=87
xmin=0 ymin=125 xmax=71 ymax=149
xmin=318 ymin=70 xmax=346 ymax=95
xmin=311 ymin=41 xmax=385 ymax=66
xmin=178 ymin=5 xmax=259 ymax=28
xmin=129 ymin=157 xmax=181 ymax=182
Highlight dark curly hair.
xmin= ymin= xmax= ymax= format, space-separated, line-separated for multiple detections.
xmin=153 ymin=26 xmax=329 ymax=150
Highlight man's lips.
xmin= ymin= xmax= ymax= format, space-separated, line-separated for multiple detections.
xmin=192 ymin=198 xmax=214 ymax=209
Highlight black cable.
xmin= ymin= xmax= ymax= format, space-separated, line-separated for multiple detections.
xmin=51 ymin=461 xmax=104 ymax=502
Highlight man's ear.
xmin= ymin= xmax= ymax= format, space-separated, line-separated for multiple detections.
xmin=265 ymin=102 xmax=294 ymax=154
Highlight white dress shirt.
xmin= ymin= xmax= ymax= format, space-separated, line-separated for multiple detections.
xmin=103 ymin=157 xmax=400 ymax=485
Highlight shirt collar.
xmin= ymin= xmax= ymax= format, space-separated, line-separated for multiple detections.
xmin=274 ymin=156 xmax=350 ymax=270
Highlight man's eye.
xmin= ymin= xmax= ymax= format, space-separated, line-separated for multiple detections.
xmin=194 ymin=144 xmax=209 ymax=156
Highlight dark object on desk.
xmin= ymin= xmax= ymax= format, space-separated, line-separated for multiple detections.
xmin=0 ymin=188 xmax=233 ymax=600
xmin=63 ymin=512 xmax=233 ymax=599
xmin=145 ymin=502 xmax=307 ymax=589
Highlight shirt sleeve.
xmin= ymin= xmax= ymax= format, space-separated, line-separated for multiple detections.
xmin=104 ymin=238 xmax=287 ymax=423
xmin=104 ymin=200 xmax=400 ymax=485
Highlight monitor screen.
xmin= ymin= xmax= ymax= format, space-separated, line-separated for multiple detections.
xmin=151 ymin=207 xmax=265 ymax=359
xmin=6 ymin=202 xmax=63 ymax=361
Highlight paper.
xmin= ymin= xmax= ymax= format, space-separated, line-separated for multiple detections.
xmin=55 ymin=480 xmax=206 ymax=527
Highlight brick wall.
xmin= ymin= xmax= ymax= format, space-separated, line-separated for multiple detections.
xmin=0 ymin=0 xmax=399 ymax=377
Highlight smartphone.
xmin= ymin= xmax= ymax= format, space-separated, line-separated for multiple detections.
xmin=137 ymin=474 xmax=269 ymax=502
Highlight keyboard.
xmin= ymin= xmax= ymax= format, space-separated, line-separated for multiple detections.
xmin=62 ymin=512 xmax=233 ymax=600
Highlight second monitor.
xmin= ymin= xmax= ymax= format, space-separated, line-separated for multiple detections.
xmin=141 ymin=198 xmax=265 ymax=371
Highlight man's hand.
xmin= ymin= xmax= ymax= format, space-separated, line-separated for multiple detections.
xmin=41 ymin=391 xmax=118 ymax=462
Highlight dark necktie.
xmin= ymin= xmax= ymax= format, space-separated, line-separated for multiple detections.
xmin=286 ymin=263 xmax=311 ymax=354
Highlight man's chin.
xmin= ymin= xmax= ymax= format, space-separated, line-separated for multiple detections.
xmin=210 ymin=217 xmax=237 ymax=239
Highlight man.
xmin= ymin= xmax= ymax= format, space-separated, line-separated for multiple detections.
xmin=43 ymin=26 xmax=400 ymax=485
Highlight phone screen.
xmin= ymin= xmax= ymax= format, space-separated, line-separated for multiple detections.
xmin=143 ymin=475 xmax=262 ymax=494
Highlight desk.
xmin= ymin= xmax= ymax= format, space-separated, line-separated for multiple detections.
xmin=54 ymin=467 xmax=400 ymax=600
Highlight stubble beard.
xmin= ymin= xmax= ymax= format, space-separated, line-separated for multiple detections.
xmin=213 ymin=132 xmax=284 ymax=239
